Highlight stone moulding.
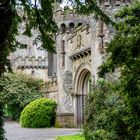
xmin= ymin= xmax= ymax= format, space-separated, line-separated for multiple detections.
xmin=69 ymin=47 xmax=91 ymax=60
xmin=17 ymin=65 xmax=47 ymax=69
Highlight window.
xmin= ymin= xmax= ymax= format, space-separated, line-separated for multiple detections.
xmin=69 ymin=22 xmax=75 ymax=32
xmin=61 ymin=40 xmax=65 ymax=67
xmin=78 ymin=23 xmax=83 ymax=27
xmin=31 ymin=70 xmax=35 ymax=75
xmin=61 ymin=23 xmax=66 ymax=33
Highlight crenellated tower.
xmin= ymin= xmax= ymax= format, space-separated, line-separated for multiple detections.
xmin=11 ymin=27 xmax=48 ymax=81
xmin=49 ymin=0 xmax=132 ymax=127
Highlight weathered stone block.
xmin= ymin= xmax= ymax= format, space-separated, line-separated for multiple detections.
xmin=56 ymin=113 xmax=74 ymax=128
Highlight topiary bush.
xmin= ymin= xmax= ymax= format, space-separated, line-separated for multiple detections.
xmin=20 ymin=98 xmax=57 ymax=128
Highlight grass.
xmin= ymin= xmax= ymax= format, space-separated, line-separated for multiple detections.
xmin=56 ymin=134 xmax=85 ymax=140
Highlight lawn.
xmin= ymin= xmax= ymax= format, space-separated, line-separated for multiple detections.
xmin=56 ymin=134 xmax=85 ymax=140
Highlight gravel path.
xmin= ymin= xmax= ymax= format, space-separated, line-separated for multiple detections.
xmin=4 ymin=121 xmax=81 ymax=140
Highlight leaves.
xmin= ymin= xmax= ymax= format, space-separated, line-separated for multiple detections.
xmin=20 ymin=98 xmax=57 ymax=128
xmin=98 ymin=1 xmax=140 ymax=139
xmin=0 ymin=72 xmax=44 ymax=120
xmin=84 ymin=80 xmax=129 ymax=140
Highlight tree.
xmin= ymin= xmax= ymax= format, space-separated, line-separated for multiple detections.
xmin=0 ymin=105 xmax=5 ymax=140
xmin=0 ymin=0 xmax=58 ymax=76
xmin=84 ymin=80 xmax=128 ymax=140
xmin=0 ymin=72 xmax=44 ymax=120
xmin=98 ymin=1 xmax=140 ymax=139
xmin=0 ymin=0 xmax=57 ymax=138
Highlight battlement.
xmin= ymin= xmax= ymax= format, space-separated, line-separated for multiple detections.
xmin=54 ymin=7 xmax=76 ymax=22
xmin=13 ymin=56 xmax=48 ymax=69
xmin=54 ymin=6 xmax=90 ymax=29
xmin=100 ymin=0 xmax=131 ymax=7
xmin=54 ymin=0 xmax=131 ymax=33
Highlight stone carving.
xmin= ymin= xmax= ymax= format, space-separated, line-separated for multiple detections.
xmin=63 ymin=71 xmax=73 ymax=112
xmin=63 ymin=71 xmax=72 ymax=93
xmin=63 ymin=94 xmax=73 ymax=112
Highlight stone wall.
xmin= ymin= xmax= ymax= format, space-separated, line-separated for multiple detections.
xmin=56 ymin=113 xmax=74 ymax=128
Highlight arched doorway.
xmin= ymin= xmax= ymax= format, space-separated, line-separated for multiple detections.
xmin=74 ymin=67 xmax=91 ymax=127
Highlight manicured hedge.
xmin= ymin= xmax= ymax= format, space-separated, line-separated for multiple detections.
xmin=20 ymin=98 xmax=57 ymax=128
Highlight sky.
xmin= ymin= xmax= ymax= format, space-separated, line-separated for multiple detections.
xmin=60 ymin=0 xmax=71 ymax=8
xmin=60 ymin=0 xmax=85 ymax=8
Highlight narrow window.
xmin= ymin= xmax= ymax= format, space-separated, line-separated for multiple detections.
xmin=98 ymin=21 xmax=105 ymax=54
xmin=61 ymin=40 xmax=65 ymax=67
xmin=69 ymin=22 xmax=75 ymax=32
xmin=31 ymin=70 xmax=35 ymax=75
xmin=61 ymin=23 xmax=66 ymax=33
xmin=48 ymin=52 xmax=54 ymax=76
xmin=78 ymin=23 xmax=82 ymax=27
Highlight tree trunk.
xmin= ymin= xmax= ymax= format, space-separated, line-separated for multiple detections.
xmin=0 ymin=0 xmax=13 ymax=139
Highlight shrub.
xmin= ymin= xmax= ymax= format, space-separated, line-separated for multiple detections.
xmin=84 ymin=80 xmax=129 ymax=140
xmin=0 ymin=72 xmax=44 ymax=120
xmin=20 ymin=98 xmax=57 ymax=128
xmin=0 ymin=104 xmax=6 ymax=139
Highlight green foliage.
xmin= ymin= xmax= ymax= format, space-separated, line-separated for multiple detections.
xmin=56 ymin=134 xmax=85 ymax=140
xmin=0 ymin=72 xmax=43 ymax=120
xmin=0 ymin=0 xmax=58 ymax=76
xmin=20 ymin=98 xmax=57 ymax=128
xmin=84 ymin=80 xmax=130 ymax=140
xmin=75 ymin=0 xmax=115 ymax=26
xmin=0 ymin=104 xmax=6 ymax=140
xmin=98 ymin=1 xmax=140 ymax=139
xmin=55 ymin=120 xmax=61 ymax=128
xmin=99 ymin=1 xmax=140 ymax=77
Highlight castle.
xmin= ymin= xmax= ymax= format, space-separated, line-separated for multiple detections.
xmin=11 ymin=0 xmax=131 ymax=127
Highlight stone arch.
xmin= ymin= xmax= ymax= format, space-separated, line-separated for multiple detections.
xmin=73 ymin=63 xmax=91 ymax=94
xmin=73 ymin=63 xmax=91 ymax=127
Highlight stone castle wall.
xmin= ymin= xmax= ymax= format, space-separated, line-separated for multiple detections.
xmin=53 ymin=0 xmax=131 ymax=127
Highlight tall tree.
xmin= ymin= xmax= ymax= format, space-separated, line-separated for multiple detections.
xmin=0 ymin=0 xmax=58 ymax=76
xmin=0 ymin=105 xmax=5 ymax=140
xmin=0 ymin=1 xmax=57 ymax=138
xmin=99 ymin=1 xmax=140 ymax=139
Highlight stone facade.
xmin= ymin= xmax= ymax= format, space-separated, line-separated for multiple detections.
xmin=10 ymin=24 xmax=48 ymax=81
xmin=52 ymin=0 xmax=131 ymax=127
xmin=11 ymin=0 xmax=131 ymax=128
